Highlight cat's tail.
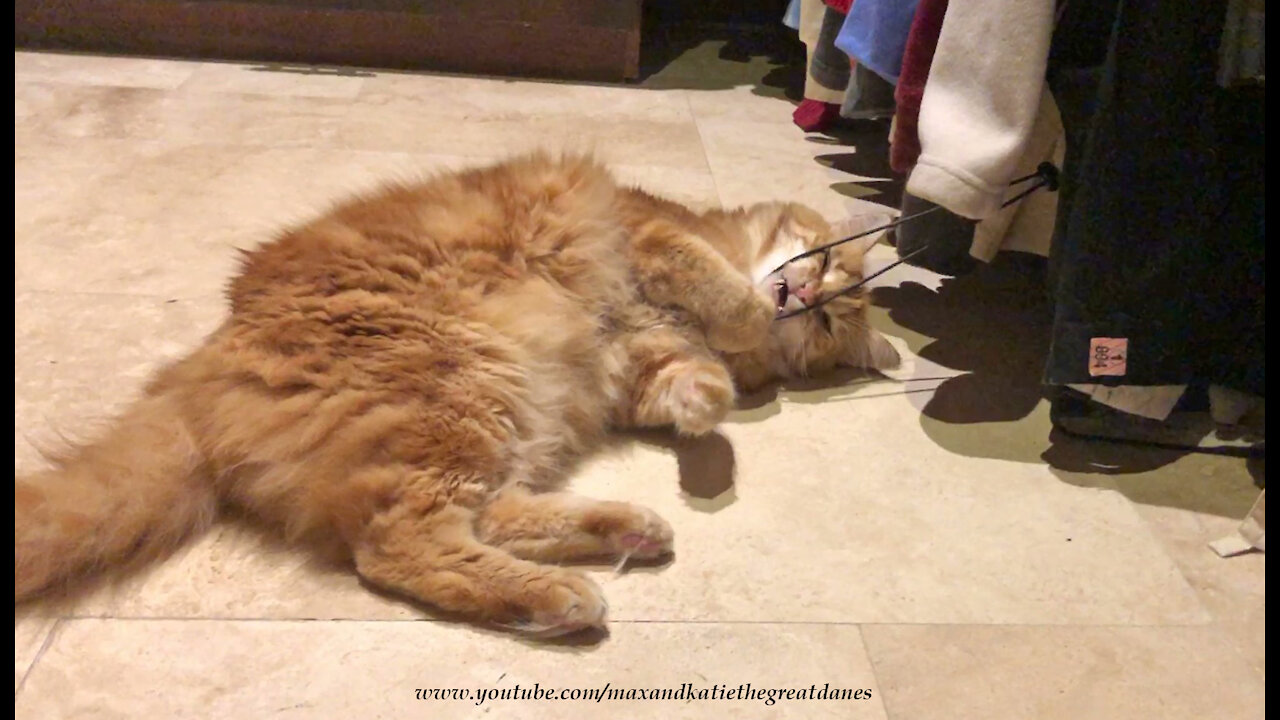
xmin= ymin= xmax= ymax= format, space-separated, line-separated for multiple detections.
xmin=15 ymin=391 xmax=217 ymax=601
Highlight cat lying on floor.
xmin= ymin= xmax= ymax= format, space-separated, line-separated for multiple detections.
xmin=14 ymin=153 xmax=899 ymax=635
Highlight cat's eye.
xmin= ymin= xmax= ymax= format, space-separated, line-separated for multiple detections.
xmin=817 ymin=311 xmax=832 ymax=332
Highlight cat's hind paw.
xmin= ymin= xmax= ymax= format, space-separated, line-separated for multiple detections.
xmin=501 ymin=570 xmax=608 ymax=637
xmin=605 ymin=505 xmax=674 ymax=561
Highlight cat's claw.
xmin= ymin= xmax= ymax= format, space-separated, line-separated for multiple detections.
xmin=612 ymin=549 xmax=635 ymax=575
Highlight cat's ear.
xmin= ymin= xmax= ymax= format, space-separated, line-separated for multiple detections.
xmin=828 ymin=211 xmax=895 ymax=257
xmin=845 ymin=328 xmax=902 ymax=371
xmin=866 ymin=329 xmax=902 ymax=370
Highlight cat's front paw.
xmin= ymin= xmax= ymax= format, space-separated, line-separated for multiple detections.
xmin=707 ymin=287 xmax=776 ymax=353
xmin=665 ymin=359 xmax=735 ymax=435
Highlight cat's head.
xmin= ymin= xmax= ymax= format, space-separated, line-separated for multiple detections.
xmin=725 ymin=202 xmax=901 ymax=391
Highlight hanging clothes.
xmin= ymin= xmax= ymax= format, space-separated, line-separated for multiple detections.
xmin=1045 ymin=0 xmax=1265 ymax=398
xmin=841 ymin=61 xmax=897 ymax=121
xmin=788 ymin=0 xmax=853 ymax=131
xmin=890 ymin=193 xmax=979 ymax=276
xmin=904 ymin=0 xmax=1056 ymax=220
xmin=809 ymin=5 xmax=853 ymax=96
xmin=834 ymin=0 xmax=920 ymax=85
xmin=785 ymin=0 xmax=895 ymax=123
xmin=796 ymin=0 xmax=847 ymax=105
xmin=892 ymin=0 xmax=1063 ymax=276
xmin=968 ymin=88 xmax=1065 ymax=263
xmin=889 ymin=0 xmax=947 ymax=175
xmin=1216 ymin=0 xmax=1265 ymax=88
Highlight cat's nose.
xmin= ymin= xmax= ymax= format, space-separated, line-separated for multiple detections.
xmin=794 ymin=281 xmax=819 ymax=306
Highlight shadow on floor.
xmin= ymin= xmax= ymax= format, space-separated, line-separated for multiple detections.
xmin=872 ymin=254 xmax=1269 ymax=518
xmin=874 ymin=252 xmax=1203 ymax=477
xmin=637 ymin=20 xmax=909 ymax=216
xmin=809 ymin=119 xmax=905 ymax=211
xmin=637 ymin=22 xmax=804 ymax=101
xmin=1247 ymin=456 xmax=1265 ymax=489
xmin=1045 ymin=433 xmax=1262 ymax=520
xmin=874 ymin=254 xmax=1051 ymax=419
xmin=628 ymin=366 xmax=929 ymax=513
xmin=630 ymin=429 xmax=740 ymax=512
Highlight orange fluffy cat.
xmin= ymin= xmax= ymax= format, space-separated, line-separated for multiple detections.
xmin=15 ymin=153 xmax=898 ymax=635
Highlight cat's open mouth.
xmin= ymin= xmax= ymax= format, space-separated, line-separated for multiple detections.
xmin=773 ymin=279 xmax=790 ymax=310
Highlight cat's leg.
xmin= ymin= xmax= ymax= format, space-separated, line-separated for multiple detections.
xmin=476 ymin=486 xmax=673 ymax=563
xmin=628 ymin=224 xmax=775 ymax=353
xmin=621 ymin=327 xmax=736 ymax=436
xmin=353 ymin=490 xmax=607 ymax=635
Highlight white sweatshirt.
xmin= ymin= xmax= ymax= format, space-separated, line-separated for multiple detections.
xmin=905 ymin=0 xmax=1057 ymax=220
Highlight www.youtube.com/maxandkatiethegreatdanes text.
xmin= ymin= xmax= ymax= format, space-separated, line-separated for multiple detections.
xmin=416 ymin=682 xmax=873 ymax=707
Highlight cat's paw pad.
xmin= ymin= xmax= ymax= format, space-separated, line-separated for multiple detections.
xmin=667 ymin=361 xmax=735 ymax=435
xmin=513 ymin=571 xmax=608 ymax=637
xmin=608 ymin=507 xmax=674 ymax=560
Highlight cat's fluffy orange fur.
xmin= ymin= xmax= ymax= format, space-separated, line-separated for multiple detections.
xmin=14 ymin=153 xmax=898 ymax=634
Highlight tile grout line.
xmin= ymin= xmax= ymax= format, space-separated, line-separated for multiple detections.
xmin=1109 ymin=494 xmax=1220 ymax=628
xmin=1149 ymin=524 xmax=1268 ymax=685
xmin=854 ymin=625 xmax=895 ymax=720
xmin=16 ymin=618 xmax=63 ymax=697
xmin=16 ymin=288 xmax=226 ymax=302
xmin=683 ymin=93 xmax=727 ymax=208
xmin=49 ymin=617 xmax=1223 ymax=628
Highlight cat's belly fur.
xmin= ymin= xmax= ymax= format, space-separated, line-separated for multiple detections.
xmin=157 ymin=192 xmax=650 ymax=542
xmin=467 ymin=250 xmax=644 ymax=486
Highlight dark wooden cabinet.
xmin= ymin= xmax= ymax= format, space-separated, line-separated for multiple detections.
xmin=15 ymin=0 xmax=644 ymax=81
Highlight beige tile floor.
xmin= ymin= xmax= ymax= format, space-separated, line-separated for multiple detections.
xmin=13 ymin=49 xmax=1264 ymax=719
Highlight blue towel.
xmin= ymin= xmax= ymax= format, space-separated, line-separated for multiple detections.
xmin=835 ymin=0 xmax=920 ymax=85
